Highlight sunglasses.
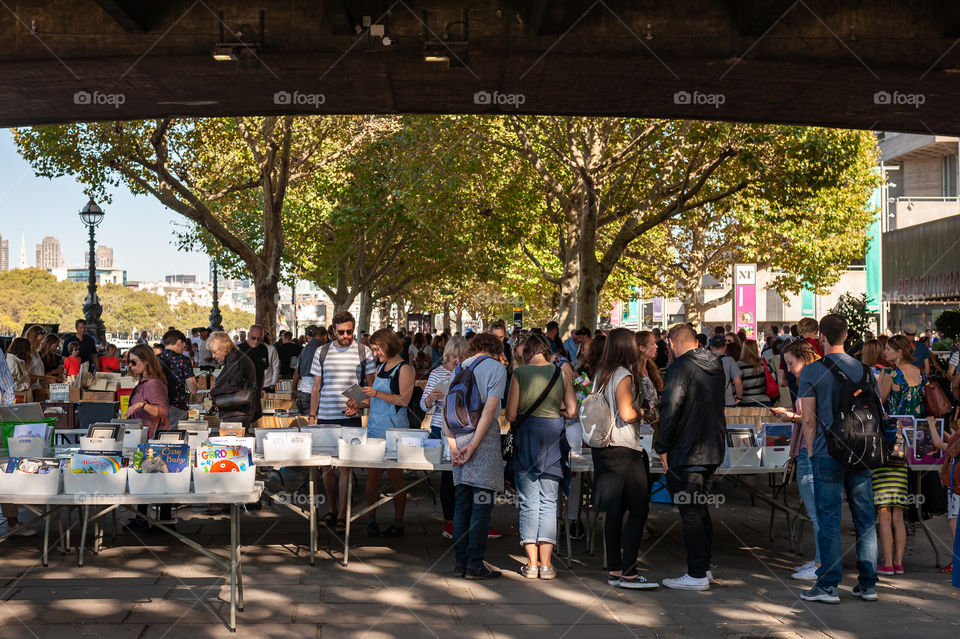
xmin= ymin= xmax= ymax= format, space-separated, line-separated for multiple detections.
xmin=249 ymin=336 xmax=262 ymax=342
xmin=337 ymin=329 xmax=354 ymax=336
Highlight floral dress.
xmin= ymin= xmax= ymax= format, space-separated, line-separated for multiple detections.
xmin=873 ymin=368 xmax=925 ymax=509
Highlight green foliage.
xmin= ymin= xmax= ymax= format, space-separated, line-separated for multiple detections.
xmin=934 ymin=309 xmax=960 ymax=341
xmin=0 ymin=269 xmax=253 ymax=337
xmin=830 ymin=292 xmax=871 ymax=337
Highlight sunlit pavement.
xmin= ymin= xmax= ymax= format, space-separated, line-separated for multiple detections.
xmin=1 ymin=472 xmax=956 ymax=639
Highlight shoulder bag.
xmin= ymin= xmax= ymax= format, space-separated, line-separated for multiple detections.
xmin=502 ymin=366 xmax=562 ymax=461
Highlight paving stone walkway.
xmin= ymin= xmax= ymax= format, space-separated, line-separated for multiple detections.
xmin=1 ymin=471 xmax=957 ymax=638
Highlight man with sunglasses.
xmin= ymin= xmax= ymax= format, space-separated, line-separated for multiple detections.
xmin=238 ymin=324 xmax=270 ymax=392
xmin=308 ymin=311 xmax=377 ymax=531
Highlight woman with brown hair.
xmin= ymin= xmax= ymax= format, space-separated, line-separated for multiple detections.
xmin=24 ymin=325 xmax=55 ymax=390
xmin=505 ymin=333 xmax=577 ymax=579
xmin=124 ymin=343 xmax=170 ymax=438
xmin=590 ymin=328 xmax=659 ymax=590
xmin=5 ymin=338 xmax=32 ymax=393
xmin=736 ymin=339 xmax=771 ymax=407
xmin=635 ymin=331 xmax=663 ymax=393
xmin=874 ymin=334 xmax=923 ymax=577
xmin=579 ymin=334 xmax=605 ymax=379
xmin=39 ymin=333 xmax=63 ymax=379
xmin=351 ymin=328 xmax=416 ymax=537
xmin=771 ymin=339 xmax=822 ymax=580
xmin=860 ymin=339 xmax=888 ymax=383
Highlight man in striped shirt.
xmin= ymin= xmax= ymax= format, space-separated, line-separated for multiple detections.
xmin=308 ymin=311 xmax=376 ymax=531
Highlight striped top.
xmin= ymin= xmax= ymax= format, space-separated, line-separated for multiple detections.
xmin=310 ymin=342 xmax=377 ymax=421
xmin=420 ymin=364 xmax=454 ymax=433
xmin=737 ymin=360 xmax=771 ymax=406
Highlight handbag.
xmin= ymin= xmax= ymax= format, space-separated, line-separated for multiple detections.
xmin=502 ymin=366 xmax=562 ymax=462
xmin=762 ymin=359 xmax=781 ymax=401
xmin=925 ymin=377 xmax=952 ymax=417
xmin=214 ymin=387 xmax=255 ymax=410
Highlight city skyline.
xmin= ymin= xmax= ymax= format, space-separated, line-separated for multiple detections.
xmin=0 ymin=129 xmax=211 ymax=281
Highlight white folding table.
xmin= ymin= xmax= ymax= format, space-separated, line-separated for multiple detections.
xmin=0 ymin=484 xmax=262 ymax=632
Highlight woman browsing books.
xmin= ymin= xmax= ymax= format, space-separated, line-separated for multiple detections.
xmin=124 ymin=344 xmax=170 ymax=438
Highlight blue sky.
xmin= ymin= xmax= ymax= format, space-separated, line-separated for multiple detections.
xmin=0 ymin=128 xmax=211 ymax=281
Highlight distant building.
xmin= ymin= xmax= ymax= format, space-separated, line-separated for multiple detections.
xmin=165 ymin=274 xmax=196 ymax=284
xmin=17 ymin=230 xmax=26 ymax=269
xmin=84 ymin=245 xmax=114 ymax=269
xmin=62 ymin=267 xmax=127 ymax=286
xmin=35 ymin=236 xmax=60 ymax=270
xmin=0 ymin=235 xmax=8 ymax=271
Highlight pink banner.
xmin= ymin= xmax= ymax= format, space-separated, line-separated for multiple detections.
xmin=734 ymin=264 xmax=757 ymax=340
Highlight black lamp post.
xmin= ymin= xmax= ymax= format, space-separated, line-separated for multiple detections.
xmin=209 ymin=260 xmax=224 ymax=332
xmin=79 ymin=197 xmax=106 ymax=344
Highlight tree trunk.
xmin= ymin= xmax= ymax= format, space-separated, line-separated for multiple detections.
xmin=252 ymin=269 xmax=280 ymax=338
xmin=357 ymin=289 xmax=373 ymax=335
xmin=442 ymin=300 xmax=451 ymax=333
xmin=456 ymin=304 xmax=464 ymax=334
xmin=577 ymin=270 xmax=601 ymax=331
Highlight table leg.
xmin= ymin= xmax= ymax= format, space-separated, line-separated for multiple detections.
xmin=308 ymin=466 xmax=316 ymax=566
xmin=344 ymin=468 xmax=353 ymax=567
xmin=79 ymin=506 xmax=88 ymax=567
xmin=229 ymin=503 xmax=238 ymax=631
xmin=914 ymin=470 xmax=943 ymax=568
xmin=562 ymin=492 xmax=572 ymax=559
xmin=42 ymin=511 xmax=50 ymax=567
xmin=234 ymin=503 xmax=244 ymax=612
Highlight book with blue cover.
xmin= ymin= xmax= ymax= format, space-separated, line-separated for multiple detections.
xmin=133 ymin=443 xmax=190 ymax=473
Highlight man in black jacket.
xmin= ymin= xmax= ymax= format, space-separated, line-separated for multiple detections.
xmin=654 ymin=323 xmax=726 ymax=591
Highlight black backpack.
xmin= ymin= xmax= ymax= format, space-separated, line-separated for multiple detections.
xmin=387 ymin=362 xmax=426 ymax=428
xmin=821 ymin=358 xmax=889 ymax=470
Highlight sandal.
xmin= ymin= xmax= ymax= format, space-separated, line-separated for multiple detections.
xmin=335 ymin=519 xmax=347 ymax=534
xmin=321 ymin=512 xmax=337 ymax=527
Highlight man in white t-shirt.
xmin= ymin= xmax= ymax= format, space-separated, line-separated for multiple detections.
xmin=308 ymin=311 xmax=377 ymax=530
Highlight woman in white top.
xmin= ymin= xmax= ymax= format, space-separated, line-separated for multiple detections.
xmin=421 ymin=335 xmax=469 ymax=537
xmin=5 ymin=338 xmax=33 ymax=393
xmin=589 ymin=328 xmax=659 ymax=590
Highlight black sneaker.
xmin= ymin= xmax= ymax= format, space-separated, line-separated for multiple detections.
xmin=464 ymin=563 xmax=502 ymax=580
xmin=382 ymin=524 xmax=404 ymax=538
xmin=367 ymin=521 xmax=381 ymax=537
xmin=568 ymin=520 xmax=585 ymax=540
xmin=454 ymin=561 xmax=467 ymax=576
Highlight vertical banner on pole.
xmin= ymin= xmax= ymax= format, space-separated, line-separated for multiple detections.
xmin=866 ymin=178 xmax=882 ymax=314
xmin=801 ymin=287 xmax=816 ymax=317
xmin=513 ymin=307 xmax=523 ymax=332
xmin=652 ymin=297 xmax=664 ymax=324
xmin=734 ymin=264 xmax=757 ymax=340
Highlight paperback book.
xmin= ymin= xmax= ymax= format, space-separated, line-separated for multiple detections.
xmin=69 ymin=453 xmax=124 ymax=474
xmin=196 ymin=443 xmax=252 ymax=473
xmin=132 ymin=443 xmax=190 ymax=473
xmin=5 ymin=457 xmax=61 ymax=474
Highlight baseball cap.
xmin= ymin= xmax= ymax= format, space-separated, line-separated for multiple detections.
xmin=304 ymin=325 xmax=318 ymax=337
xmin=709 ymin=335 xmax=726 ymax=349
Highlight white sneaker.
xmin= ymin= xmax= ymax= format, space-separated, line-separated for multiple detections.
xmin=791 ymin=565 xmax=818 ymax=581
xmin=794 ymin=560 xmax=816 ymax=572
xmin=706 ymin=570 xmax=716 ymax=584
xmin=662 ymin=573 xmax=710 ymax=591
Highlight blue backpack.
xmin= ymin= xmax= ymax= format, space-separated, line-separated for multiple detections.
xmin=444 ymin=356 xmax=492 ymax=436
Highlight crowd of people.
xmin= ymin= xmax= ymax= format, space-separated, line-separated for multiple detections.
xmin=1 ymin=312 xmax=958 ymax=597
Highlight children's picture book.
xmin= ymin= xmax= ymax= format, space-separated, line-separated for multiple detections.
xmin=5 ymin=457 xmax=61 ymax=474
xmin=912 ymin=417 xmax=944 ymax=464
xmin=132 ymin=443 xmax=190 ymax=473
xmin=196 ymin=444 xmax=252 ymax=473
xmin=69 ymin=453 xmax=123 ymax=474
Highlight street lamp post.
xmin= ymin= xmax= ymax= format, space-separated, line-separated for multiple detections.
xmin=79 ymin=197 xmax=106 ymax=344
xmin=209 ymin=260 xmax=224 ymax=332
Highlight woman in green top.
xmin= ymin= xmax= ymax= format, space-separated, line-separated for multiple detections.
xmin=505 ymin=333 xmax=577 ymax=580
xmin=875 ymin=334 xmax=925 ymax=577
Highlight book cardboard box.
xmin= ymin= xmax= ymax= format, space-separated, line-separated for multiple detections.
xmin=89 ymin=378 xmax=119 ymax=392
xmin=119 ymin=376 xmax=138 ymax=390
xmin=83 ymin=390 xmax=117 ymax=402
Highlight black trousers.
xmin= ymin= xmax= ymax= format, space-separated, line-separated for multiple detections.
xmin=602 ymin=452 xmax=650 ymax=574
xmin=665 ymin=466 xmax=716 ymax=579
xmin=440 ymin=470 xmax=455 ymax=521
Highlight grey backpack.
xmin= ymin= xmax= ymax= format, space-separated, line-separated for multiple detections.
xmin=580 ymin=378 xmax=615 ymax=448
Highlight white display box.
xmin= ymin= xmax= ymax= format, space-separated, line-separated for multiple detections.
xmin=122 ymin=428 xmax=148 ymax=450
xmin=761 ymin=446 xmax=790 ymax=468
xmin=262 ymin=432 xmax=312 ymax=461
xmin=185 ymin=430 xmax=210 ymax=450
xmin=193 ymin=466 xmax=256 ymax=494
xmin=0 ymin=465 xmax=61 ymax=495
xmin=760 ymin=422 xmax=793 ymax=468
xmin=8 ymin=437 xmax=49 ymax=458
xmin=385 ymin=428 xmax=427 ymax=459
xmin=254 ymin=427 xmax=299 ymax=454
xmin=338 ymin=438 xmax=386 ymax=463
xmin=208 ymin=436 xmax=256 ymax=453
xmin=128 ymin=467 xmax=191 ymax=494
xmin=723 ymin=446 xmax=762 ymax=468
xmin=79 ymin=437 xmax=124 ymax=452
xmin=301 ymin=426 xmax=341 ymax=452
xmin=397 ymin=442 xmax=443 ymax=465
xmin=63 ymin=468 xmax=128 ymax=495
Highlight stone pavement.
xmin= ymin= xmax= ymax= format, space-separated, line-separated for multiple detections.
xmin=1 ymin=471 xmax=957 ymax=639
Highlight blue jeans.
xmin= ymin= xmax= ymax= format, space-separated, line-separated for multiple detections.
xmin=453 ymin=485 xmax=494 ymax=570
xmin=794 ymin=450 xmax=821 ymax=565
xmin=515 ymin=470 xmax=560 ymax=545
xmin=811 ymin=455 xmax=878 ymax=590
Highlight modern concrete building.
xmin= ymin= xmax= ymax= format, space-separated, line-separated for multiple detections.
xmin=84 ymin=245 xmax=114 ymax=269
xmin=0 ymin=235 xmax=8 ymax=271
xmin=878 ymin=132 xmax=960 ymax=331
